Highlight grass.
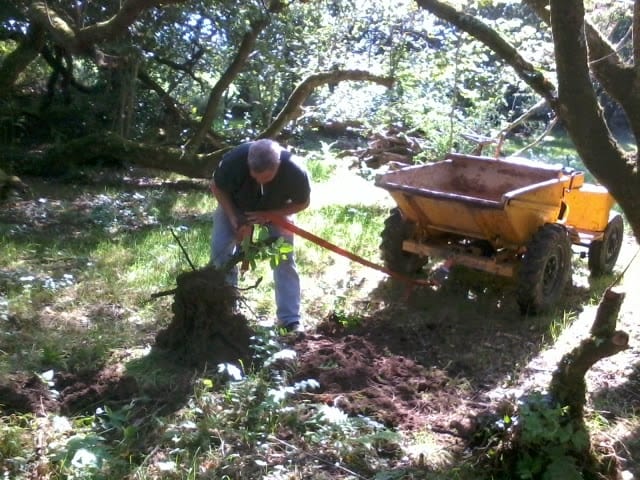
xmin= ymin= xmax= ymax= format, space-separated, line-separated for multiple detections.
xmin=0 ymin=159 xmax=416 ymax=479
xmin=0 ymin=143 xmax=638 ymax=479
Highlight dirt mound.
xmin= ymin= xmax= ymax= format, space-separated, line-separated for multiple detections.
xmin=154 ymin=266 xmax=254 ymax=367
xmin=0 ymin=269 xmax=466 ymax=436
xmin=56 ymin=366 xmax=140 ymax=415
xmin=290 ymin=320 xmax=465 ymax=432
xmin=0 ymin=374 xmax=58 ymax=415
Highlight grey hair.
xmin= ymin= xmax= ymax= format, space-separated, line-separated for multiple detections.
xmin=248 ymin=139 xmax=282 ymax=173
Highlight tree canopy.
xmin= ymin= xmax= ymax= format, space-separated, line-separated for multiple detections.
xmin=0 ymin=0 xmax=639 ymax=240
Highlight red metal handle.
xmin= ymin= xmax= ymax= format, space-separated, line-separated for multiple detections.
xmin=262 ymin=213 xmax=433 ymax=287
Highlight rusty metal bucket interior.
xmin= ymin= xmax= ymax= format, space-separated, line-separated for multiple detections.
xmin=375 ymin=153 xmax=570 ymax=247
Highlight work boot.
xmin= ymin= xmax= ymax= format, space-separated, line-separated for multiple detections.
xmin=281 ymin=321 xmax=304 ymax=334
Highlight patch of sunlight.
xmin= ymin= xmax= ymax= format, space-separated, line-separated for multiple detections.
xmin=306 ymin=146 xmax=338 ymax=183
xmin=170 ymin=191 xmax=213 ymax=214
xmin=586 ymin=244 xmax=640 ymax=393
xmin=310 ymin=164 xmax=394 ymax=209
xmin=0 ymin=241 xmax=25 ymax=269
xmin=486 ymin=305 xmax=594 ymax=402
xmin=93 ymin=241 xmax=134 ymax=270
xmin=114 ymin=345 xmax=152 ymax=361
xmin=487 ymin=240 xmax=640 ymax=402
xmin=402 ymin=429 xmax=453 ymax=469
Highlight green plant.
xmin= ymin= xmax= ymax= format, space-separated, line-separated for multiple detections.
xmin=94 ymin=404 xmax=139 ymax=450
xmin=239 ymin=225 xmax=294 ymax=271
xmin=487 ymin=392 xmax=590 ymax=480
xmin=0 ymin=414 xmax=33 ymax=463
xmin=306 ymin=142 xmax=338 ymax=183
xmin=49 ymin=432 xmax=114 ymax=480
xmin=547 ymin=310 xmax=577 ymax=344
xmin=331 ymin=293 xmax=362 ymax=328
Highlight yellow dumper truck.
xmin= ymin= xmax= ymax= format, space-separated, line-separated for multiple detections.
xmin=375 ymin=153 xmax=624 ymax=313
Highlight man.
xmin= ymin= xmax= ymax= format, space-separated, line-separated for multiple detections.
xmin=210 ymin=139 xmax=311 ymax=332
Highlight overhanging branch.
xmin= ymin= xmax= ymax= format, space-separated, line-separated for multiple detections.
xmin=258 ymin=70 xmax=394 ymax=139
xmin=28 ymin=0 xmax=188 ymax=56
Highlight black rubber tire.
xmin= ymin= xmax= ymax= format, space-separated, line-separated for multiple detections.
xmin=517 ymin=224 xmax=572 ymax=315
xmin=380 ymin=208 xmax=428 ymax=274
xmin=588 ymin=214 xmax=624 ymax=276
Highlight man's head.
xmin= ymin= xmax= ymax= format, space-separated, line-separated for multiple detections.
xmin=248 ymin=139 xmax=281 ymax=184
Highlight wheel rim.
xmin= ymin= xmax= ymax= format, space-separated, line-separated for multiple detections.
xmin=542 ymin=249 xmax=564 ymax=296
xmin=604 ymin=229 xmax=622 ymax=264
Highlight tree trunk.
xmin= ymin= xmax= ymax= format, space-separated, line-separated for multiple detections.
xmin=549 ymin=0 xmax=640 ymax=243
xmin=44 ymin=132 xmax=229 ymax=179
xmin=541 ymin=288 xmax=628 ymax=477
xmin=0 ymin=24 xmax=45 ymax=95
xmin=415 ymin=0 xmax=640 ymax=244
xmin=154 ymin=266 xmax=254 ymax=368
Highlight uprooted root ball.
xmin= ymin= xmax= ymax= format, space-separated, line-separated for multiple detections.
xmin=155 ymin=266 xmax=254 ymax=367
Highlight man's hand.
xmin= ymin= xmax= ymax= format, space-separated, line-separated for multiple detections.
xmin=236 ymin=223 xmax=253 ymax=241
xmin=245 ymin=211 xmax=271 ymax=224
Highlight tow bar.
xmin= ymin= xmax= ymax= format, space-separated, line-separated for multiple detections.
xmin=262 ymin=213 xmax=437 ymax=288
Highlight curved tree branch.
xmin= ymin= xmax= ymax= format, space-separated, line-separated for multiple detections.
xmin=549 ymin=1 xmax=636 ymax=192
xmin=138 ymin=70 xmax=227 ymax=149
xmin=186 ymin=0 xmax=285 ymax=152
xmin=185 ymin=15 xmax=270 ymax=152
xmin=549 ymin=288 xmax=628 ymax=419
xmin=525 ymin=0 xmax=640 ymax=145
xmin=527 ymin=0 xmax=640 ymax=242
xmin=150 ymin=46 xmax=206 ymax=84
xmin=27 ymin=0 xmax=187 ymax=56
xmin=40 ymin=45 xmax=95 ymax=94
xmin=416 ymin=0 xmax=640 ymax=243
xmin=0 ymin=23 xmax=45 ymax=94
xmin=42 ymin=0 xmax=185 ymax=52
xmin=258 ymin=70 xmax=394 ymax=139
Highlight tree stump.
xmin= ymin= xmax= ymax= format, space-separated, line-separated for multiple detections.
xmin=549 ymin=288 xmax=628 ymax=420
xmin=544 ymin=287 xmax=629 ymax=477
xmin=154 ymin=266 xmax=254 ymax=368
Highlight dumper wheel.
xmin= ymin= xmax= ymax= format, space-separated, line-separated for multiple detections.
xmin=517 ymin=224 xmax=572 ymax=315
xmin=588 ymin=214 xmax=624 ymax=276
xmin=380 ymin=208 xmax=427 ymax=274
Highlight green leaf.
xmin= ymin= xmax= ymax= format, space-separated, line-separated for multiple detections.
xmin=256 ymin=226 xmax=270 ymax=241
xmin=202 ymin=378 xmax=214 ymax=389
xmin=279 ymin=242 xmax=294 ymax=254
xmin=542 ymin=455 xmax=582 ymax=480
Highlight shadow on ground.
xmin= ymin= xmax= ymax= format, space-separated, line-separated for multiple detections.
xmin=287 ymin=265 xmax=595 ymax=450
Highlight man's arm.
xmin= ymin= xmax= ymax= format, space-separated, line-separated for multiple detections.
xmin=210 ymin=180 xmax=252 ymax=239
